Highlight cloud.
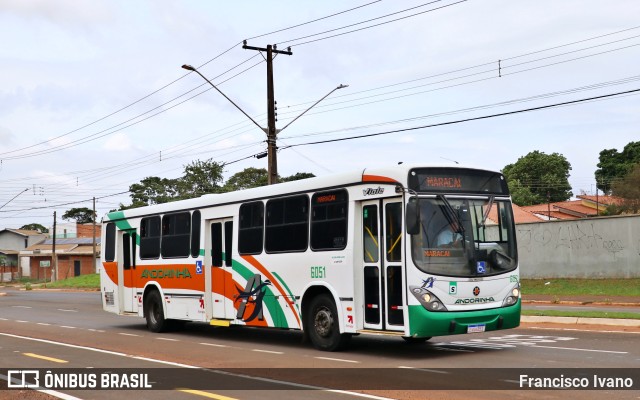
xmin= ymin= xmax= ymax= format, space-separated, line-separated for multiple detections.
xmin=1 ymin=0 xmax=113 ymax=26
xmin=103 ymin=132 xmax=133 ymax=152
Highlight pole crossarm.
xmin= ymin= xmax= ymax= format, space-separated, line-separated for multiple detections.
xmin=242 ymin=41 xmax=293 ymax=55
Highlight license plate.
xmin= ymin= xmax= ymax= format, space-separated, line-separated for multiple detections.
xmin=467 ymin=324 xmax=486 ymax=333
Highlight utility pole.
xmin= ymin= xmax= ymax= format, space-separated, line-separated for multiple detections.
xmin=243 ymin=42 xmax=292 ymax=184
xmin=52 ymin=211 xmax=57 ymax=282
xmin=183 ymin=47 xmax=346 ymax=186
xmin=92 ymin=197 xmax=97 ymax=273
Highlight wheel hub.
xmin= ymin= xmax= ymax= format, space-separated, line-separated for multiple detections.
xmin=314 ymin=307 xmax=333 ymax=337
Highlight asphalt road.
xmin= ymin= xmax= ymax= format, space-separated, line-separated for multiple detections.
xmin=1 ymin=288 xmax=639 ymax=400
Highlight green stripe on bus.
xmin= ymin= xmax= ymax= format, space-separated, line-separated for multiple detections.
xmin=232 ymin=259 xmax=288 ymax=329
xmin=272 ymin=272 xmax=299 ymax=313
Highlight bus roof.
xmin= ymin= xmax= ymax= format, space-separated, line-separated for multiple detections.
xmin=105 ymin=164 xmax=500 ymax=221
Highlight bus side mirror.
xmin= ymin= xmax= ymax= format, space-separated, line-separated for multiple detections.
xmin=406 ymin=200 xmax=419 ymax=235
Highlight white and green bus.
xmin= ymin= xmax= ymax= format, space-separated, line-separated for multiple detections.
xmin=101 ymin=164 xmax=520 ymax=351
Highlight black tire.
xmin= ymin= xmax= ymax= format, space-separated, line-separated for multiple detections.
xmin=144 ymin=290 xmax=168 ymax=333
xmin=305 ymin=294 xmax=351 ymax=352
xmin=402 ymin=336 xmax=431 ymax=344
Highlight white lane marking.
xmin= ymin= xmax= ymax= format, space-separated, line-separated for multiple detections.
xmin=60 ymin=326 xmax=76 ymax=329
xmin=251 ymin=349 xmax=283 ymax=354
xmin=57 ymin=309 xmax=78 ymax=313
xmin=432 ymin=346 xmax=474 ymax=352
xmin=88 ymin=329 xmax=106 ymax=332
xmin=398 ymin=366 xmax=449 ymax=374
xmin=0 ymin=333 xmax=393 ymax=400
xmin=37 ymin=323 xmax=51 ymax=326
xmin=314 ymin=356 xmax=360 ymax=363
xmin=16 ymin=320 xmax=29 ymax=323
xmin=0 ymin=318 xmax=8 ymax=320
xmin=531 ymin=345 xmax=628 ymax=354
xmin=200 ymin=342 xmax=228 ymax=348
xmin=530 ymin=326 xmax=640 ymax=335
xmin=156 ymin=337 xmax=179 ymax=341
xmin=12 ymin=306 xmax=32 ymax=309
xmin=118 ymin=332 xmax=140 ymax=337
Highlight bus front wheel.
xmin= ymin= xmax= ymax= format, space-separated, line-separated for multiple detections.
xmin=144 ymin=290 xmax=168 ymax=333
xmin=306 ymin=294 xmax=351 ymax=351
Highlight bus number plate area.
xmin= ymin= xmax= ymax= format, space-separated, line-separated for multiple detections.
xmin=467 ymin=324 xmax=486 ymax=333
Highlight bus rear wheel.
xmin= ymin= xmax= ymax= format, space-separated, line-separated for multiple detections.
xmin=306 ymin=294 xmax=351 ymax=352
xmin=144 ymin=290 xmax=168 ymax=333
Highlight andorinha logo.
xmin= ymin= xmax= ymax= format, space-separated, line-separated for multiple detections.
xmin=141 ymin=268 xmax=191 ymax=279
xmin=454 ymin=297 xmax=495 ymax=304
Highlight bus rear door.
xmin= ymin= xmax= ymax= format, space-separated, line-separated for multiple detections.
xmin=206 ymin=218 xmax=235 ymax=321
xmin=117 ymin=229 xmax=136 ymax=313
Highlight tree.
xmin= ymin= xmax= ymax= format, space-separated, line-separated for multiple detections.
xmin=20 ymin=223 xmax=49 ymax=233
xmin=177 ymin=158 xmax=224 ymax=199
xmin=222 ymin=169 xmax=316 ymax=192
xmin=128 ymin=176 xmax=180 ymax=207
xmin=124 ymin=159 xmax=225 ymax=209
xmin=223 ymin=167 xmax=268 ymax=192
xmin=281 ymin=172 xmax=315 ymax=182
xmin=119 ymin=159 xmax=315 ymax=210
xmin=62 ymin=207 xmax=96 ymax=224
xmin=595 ymin=141 xmax=640 ymax=194
xmin=609 ymin=163 xmax=640 ymax=214
xmin=502 ymin=151 xmax=572 ymax=206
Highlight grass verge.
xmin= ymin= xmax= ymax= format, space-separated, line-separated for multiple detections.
xmin=43 ymin=274 xmax=100 ymax=289
xmin=521 ymin=278 xmax=640 ymax=297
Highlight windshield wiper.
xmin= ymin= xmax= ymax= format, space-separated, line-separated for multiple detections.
xmin=437 ymin=194 xmax=464 ymax=235
xmin=480 ymin=195 xmax=495 ymax=228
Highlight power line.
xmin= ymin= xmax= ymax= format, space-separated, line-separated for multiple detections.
xmin=0 ymin=1 xmax=383 ymax=159
xmin=279 ymin=88 xmax=640 ymax=150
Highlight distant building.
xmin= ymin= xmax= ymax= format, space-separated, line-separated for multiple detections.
xmin=18 ymin=223 xmax=101 ymax=281
xmin=0 ymin=229 xmax=47 ymax=282
xmin=520 ymin=195 xmax=623 ymax=221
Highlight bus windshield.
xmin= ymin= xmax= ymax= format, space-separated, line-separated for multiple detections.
xmin=409 ymin=196 xmax=517 ymax=278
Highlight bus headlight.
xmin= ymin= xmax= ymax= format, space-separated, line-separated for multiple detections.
xmin=410 ymin=286 xmax=448 ymax=312
xmin=502 ymin=284 xmax=520 ymax=307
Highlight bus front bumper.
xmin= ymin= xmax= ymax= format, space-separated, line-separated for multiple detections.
xmin=407 ymin=299 xmax=521 ymax=338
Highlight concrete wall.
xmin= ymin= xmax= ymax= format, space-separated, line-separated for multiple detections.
xmin=516 ymin=214 xmax=640 ymax=278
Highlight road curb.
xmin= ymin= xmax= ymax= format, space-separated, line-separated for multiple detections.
xmin=521 ymin=315 xmax=640 ymax=327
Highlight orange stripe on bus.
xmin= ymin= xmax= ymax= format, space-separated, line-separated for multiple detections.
xmin=362 ymin=174 xmax=398 ymax=184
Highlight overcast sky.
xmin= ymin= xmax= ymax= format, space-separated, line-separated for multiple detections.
xmin=1 ymin=0 xmax=639 ymax=230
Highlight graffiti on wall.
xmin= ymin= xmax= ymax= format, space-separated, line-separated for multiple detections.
xmin=517 ymin=222 xmax=625 ymax=260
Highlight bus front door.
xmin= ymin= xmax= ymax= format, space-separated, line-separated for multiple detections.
xmin=361 ymin=199 xmax=405 ymax=331
xmin=207 ymin=218 xmax=235 ymax=320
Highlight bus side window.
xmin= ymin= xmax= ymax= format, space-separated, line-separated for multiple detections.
xmin=140 ymin=216 xmax=161 ymax=259
xmin=105 ymin=223 xmax=116 ymax=262
xmin=224 ymin=221 xmax=233 ymax=267
xmin=239 ymin=202 xmax=264 ymax=255
xmin=191 ymin=210 xmax=201 ymax=258
xmin=265 ymin=195 xmax=309 ymax=253
xmin=311 ymin=190 xmax=348 ymax=251
xmin=161 ymin=212 xmax=191 ymax=258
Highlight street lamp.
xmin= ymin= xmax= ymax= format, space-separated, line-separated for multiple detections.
xmin=182 ymin=63 xmax=347 ymax=184
xmin=181 ymin=64 xmax=263 ymax=131
xmin=278 ymin=84 xmax=348 ymax=133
